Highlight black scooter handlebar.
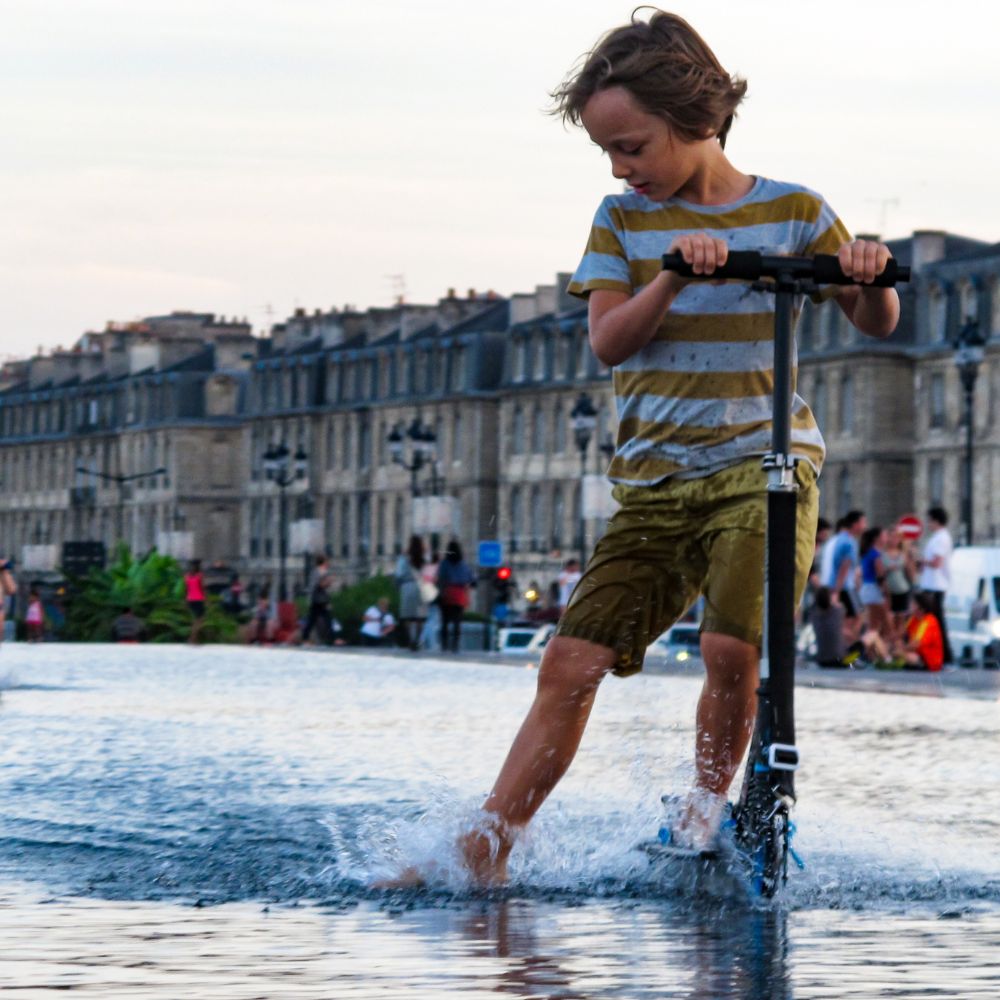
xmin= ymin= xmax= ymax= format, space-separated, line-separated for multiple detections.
xmin=661 ymin=250 xmax=910 ymax=287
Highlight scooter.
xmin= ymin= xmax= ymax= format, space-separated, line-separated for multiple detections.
xmin=657 ymin=249 xmax=911 ymax=897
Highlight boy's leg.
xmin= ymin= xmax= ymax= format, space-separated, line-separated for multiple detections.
xmin=460 ymin=635 xmax=616 ymax=883
xmin=695 ymin=632 xmax=759 ymax=796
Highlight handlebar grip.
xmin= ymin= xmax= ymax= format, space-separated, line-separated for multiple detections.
xmin=661 ymin=250 xmax=762 ymax=281
xmin=811 ymin=254 xmax=910 ymax=287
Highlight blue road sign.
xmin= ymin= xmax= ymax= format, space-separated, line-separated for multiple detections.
xmin=477 ymin=540 xmax=503 ymax=568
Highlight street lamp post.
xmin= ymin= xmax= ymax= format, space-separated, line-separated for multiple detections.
xmin=263 ymin=442 xmax=308 ymax=601
xmin=75 ymin=465 xmax=167 ymax=549
xmin=388 ymin=415 xmax=441 ymax=549
xmin=388 ymin=417 xmax=438 ymax=498
xmin=953 ymin=318 xmax=985 ymax=546
xmin=569 ymin=393 xmax=598 ymax=566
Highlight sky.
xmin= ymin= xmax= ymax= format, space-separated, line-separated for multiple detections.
xmin=2 ymin=0 xmax=997 ymax=357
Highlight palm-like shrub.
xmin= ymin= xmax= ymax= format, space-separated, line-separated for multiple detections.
xmin=64 ymin=545 xmax=236 ymax=643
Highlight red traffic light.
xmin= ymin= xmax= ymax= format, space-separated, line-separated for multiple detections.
xmin=496 ymin=566 xmax=512 ymax=580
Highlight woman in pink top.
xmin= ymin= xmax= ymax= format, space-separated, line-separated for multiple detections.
xmin=184 ymin=559 xmax=206 ymax=643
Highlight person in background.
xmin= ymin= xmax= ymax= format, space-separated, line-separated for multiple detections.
xmin=395 ymin=535 xmax=429 ymax=652
xmin=251 ymin=587 xmax=272 ymax=645
xmin=25 ymin=589 xmax=44 ymax=642
xmin=556 ymin=559 xmax=582 ymax=617
xmin=0 ymin=558 xmax=15 ymax=647
xmin=302 ymin=555 xmax=334 ymax=646
xmin=360 ymin=597 xmax=396 ymax=647
xmin=811 ymin=586 xmax=857 ymax=668
xmin=112 ymin=606 xmax=146 ymax=643
xmin=419 ymin=548 xmax=442 ymax=651
xmin=825 ymin=510 xmax=867 ymax=619
xmin=919 ymin=507 xmax=954 ymax=665
xmin=881 ymin=526 xmax=916 ymax=639
xmin=184 ymin=559 xmax=206 ymax=644
xmin=436 ymin=539 xmax=475 ymax=653
xmin=896 ymin=591 xmax=944 ymax=671
xmin=859 ymin=526 xmax=891 ymax=642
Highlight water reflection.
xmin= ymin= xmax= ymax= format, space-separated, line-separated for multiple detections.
xmin=392 ymin=898 xmax=791 ymax=1000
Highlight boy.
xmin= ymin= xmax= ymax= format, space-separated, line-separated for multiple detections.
xmin=383 ymin=10 xmax=899 ymax=888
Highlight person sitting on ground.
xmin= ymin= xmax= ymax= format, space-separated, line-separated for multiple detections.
xmin=894 ymin=591 xmax=944 ymax=672
xmin=360 ymin=597 xmax=396 ymax=647
xmin=112 ymin=607 xmax=146 ymax=643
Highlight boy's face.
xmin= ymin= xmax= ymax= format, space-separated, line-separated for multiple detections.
xmin=580 ymin=86 xmax=701 ymax=202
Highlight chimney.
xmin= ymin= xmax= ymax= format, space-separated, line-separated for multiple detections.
xmin=911 ymin=230 xmax=947 ymax=271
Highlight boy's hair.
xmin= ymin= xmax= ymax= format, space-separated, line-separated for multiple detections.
xmin=551 ymin=8 xmax=747 ymax=149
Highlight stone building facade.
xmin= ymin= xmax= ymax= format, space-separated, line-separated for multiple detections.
xmin=2 ymin=229 xmax=999 ymax=599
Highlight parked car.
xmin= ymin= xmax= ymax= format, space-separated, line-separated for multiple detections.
xmin=497 ymin=623 xmax=555 ymax=655
xmin=943 ymin=547 xmax=1000 ymax=667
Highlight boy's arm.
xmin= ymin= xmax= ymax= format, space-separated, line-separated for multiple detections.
xmin=833 ymin=239 xmax=900 ymax=339
xmin=588 ymin=234 xmax=729 ymax=367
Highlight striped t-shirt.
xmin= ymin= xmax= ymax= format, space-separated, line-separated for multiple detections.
xmin=568 ymin=176 xmax=851 ymax=485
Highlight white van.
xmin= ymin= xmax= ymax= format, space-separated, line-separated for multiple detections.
xmin=942 ymin=546 xmax=1000 ymax=666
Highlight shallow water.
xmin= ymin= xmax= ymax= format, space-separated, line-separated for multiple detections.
xmin=1 ymin=644 xmax=998 ymax=997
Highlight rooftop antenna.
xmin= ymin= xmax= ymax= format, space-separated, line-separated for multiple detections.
xmin=864 ymin=197 xmax=900 ymax=239
xmin=385 ymin=273 xmax=407 ymax=306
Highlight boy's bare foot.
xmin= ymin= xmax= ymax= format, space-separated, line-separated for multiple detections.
xmin=370 ymin=815 xmax=516 ymax=890
xmin=673 ymin=788 xmax=727 ymax=852
xmin=457 ymin=821 xmax=514 ymax=887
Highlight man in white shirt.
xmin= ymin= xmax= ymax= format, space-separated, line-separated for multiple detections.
xmin=919 ymin=506 xmax=954 ymax=664
xmin=360 ymin=597 xmax=396 ymax=647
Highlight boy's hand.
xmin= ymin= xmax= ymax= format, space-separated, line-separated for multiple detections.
xmin=668 ymin=233 xmax=729 ymax=278
xmin=837 ymin=239 xmax=892 ymax=285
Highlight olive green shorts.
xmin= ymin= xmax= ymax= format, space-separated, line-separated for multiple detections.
xmin=556 ymin=458 xmax=819 ymax=676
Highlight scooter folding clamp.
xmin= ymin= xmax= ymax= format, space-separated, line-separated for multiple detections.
xmin=766 ymin=742 xmax=800 ymax=772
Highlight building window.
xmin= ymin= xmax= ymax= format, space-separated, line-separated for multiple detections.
xmin=928 ymin=458 xmax=944 ymax=505
xmin=837 ymin=466 xmax=851 ymax=514
xmin=452 ymin=409 xmax=463 ymax=464
xmin=551 ymin=485 xmax=565 ymax=550
xmin=359 ymin=416 xmax=371 ymax=470
xmin=929 ymin=286 xmax=947 ymax=342
xmin=511 ymin=406 xmax=525 ymax=455
xmin=394 ymin=496 xmax=405 ymax=555
xmin=533 ymin=337 xmax=546 ymax=380
xmin=553 ymin=402 xmax=566 ymax=453
xmin=530 ymin=485 xmax=543 ymax=552
xmin=577 ymin=335 xmax=590 ymax=378
xmin=509 ymin=486 xmax=522 ymax=553
xmin=838 ymin=373 xmax=854 ymax=434
xmin=960 ymin=280 xmax=978 ymax=323
xmin=811 ymin=375 xmax=827 ymax=430
xmin=340 ymin=497 xmax=351 ymax=557
xmin=531 ymin=404 xmax=546 ymax=454
xmin=449 ymin=346 xmax=465 ymax=392
xmin=513 ymin=340 xmax=527 ymax=383
xmin=929 ymin=372 xmax=946 ymax=429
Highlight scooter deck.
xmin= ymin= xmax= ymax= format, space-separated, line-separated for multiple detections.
xmin=638 ymin=838 xmax=720 ymax=863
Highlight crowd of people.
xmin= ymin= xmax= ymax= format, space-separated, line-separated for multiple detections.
xmin=246 ymin=535 xmax=479 ymax=653
xmin=806 ymin=507 xmax=953 ymax=671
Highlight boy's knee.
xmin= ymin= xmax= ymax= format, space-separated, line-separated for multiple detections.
xmin=537 ymin=636 xmax=616 ymax=694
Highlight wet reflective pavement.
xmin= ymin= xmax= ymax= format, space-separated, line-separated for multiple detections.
xmin=1 ymin=644 xmax=998 ymax=997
